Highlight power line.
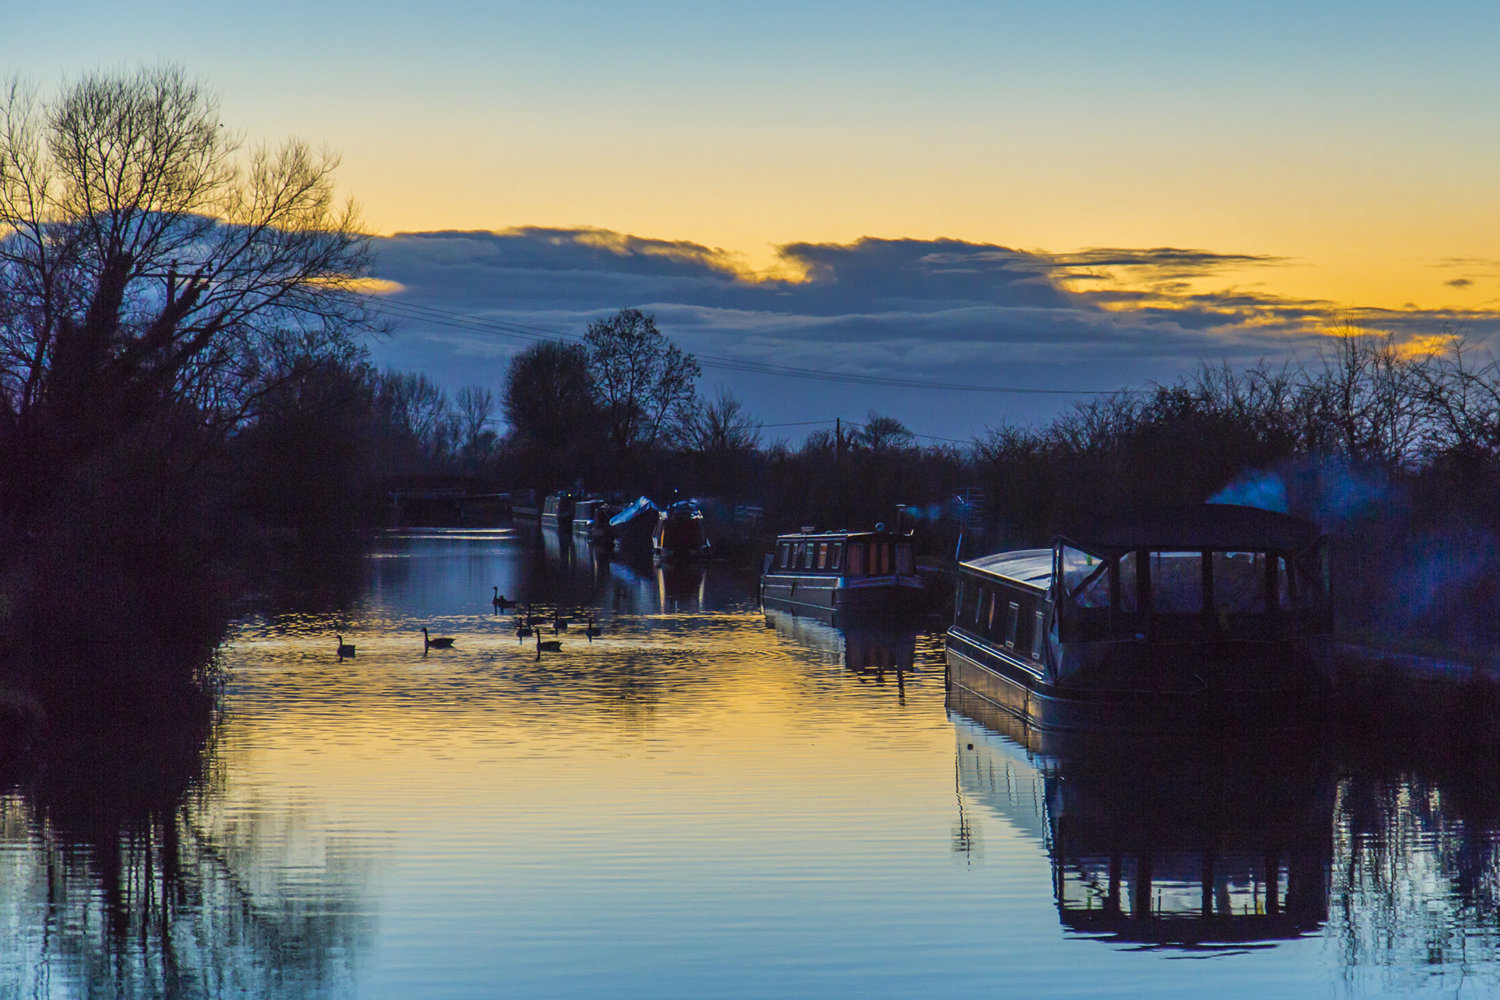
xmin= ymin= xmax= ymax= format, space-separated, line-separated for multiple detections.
xmin=370 ymin=297 xmax=1135 ymax=397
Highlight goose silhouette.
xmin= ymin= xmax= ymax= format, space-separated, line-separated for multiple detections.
xmin=516 ymin=622 xmax=535 ymax=642
xmin=336 ymin=635 xmax=356 ymax=658
xmin=492 ymin=587 xmax=515 ymax=612
xmin=535 ymin=634 xmax=562 ymax=659
xmin=583 ymin=618 xmax=602 ymax=641
xmin=422 ymin=627 xmax=455 ymax=650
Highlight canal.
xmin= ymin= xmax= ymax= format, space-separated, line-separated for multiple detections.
xmin=3 ymin=526 xmax=1498 ymax=998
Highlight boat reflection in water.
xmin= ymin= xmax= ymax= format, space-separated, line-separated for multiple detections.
xmin=764 ymin=607 xmax=920 ymax=688
xmin=949 ymin=685 xmax=1333 ymax=949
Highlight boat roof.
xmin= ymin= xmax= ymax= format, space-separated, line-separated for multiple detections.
xmin=609 ymin=495 xmax=661 ymax=527
xmin=774 ymin=529 xmax=910 ymax=543
xmin=962 ymin=548 xmax=1054 ymax=590
xmin=1060 ymin=503 xmax=1323 ymax=553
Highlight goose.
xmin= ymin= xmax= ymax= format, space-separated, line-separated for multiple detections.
xmin=422 ymin=627 xmax=455 ymax=650
xmin=583 ymin=618 xmax=602 ymax=642
xmin=536 ymin=634 xmax=562 ymax=654
xmin=516 ymin=622 xmax=535 ymax=642
xmin=552 ymin=611 xmax=570 ymax=634
xmin=336 ymin=635 xmax=356 ymax=658
xmin=492 ymin=587 xmax=515 ymax=612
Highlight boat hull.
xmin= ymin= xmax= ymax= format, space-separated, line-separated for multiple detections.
xmin=946 ymin=629 xmax=1329 ymax=734
xmin=761 ymin=574 xmax=925 ymax=625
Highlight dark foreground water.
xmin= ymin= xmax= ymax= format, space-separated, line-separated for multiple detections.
xmin=5 ymin=528 xmax=1500 ymax=998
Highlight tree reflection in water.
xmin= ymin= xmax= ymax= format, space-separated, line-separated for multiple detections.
xmin=0 ymin=643 xmax=374 ymax=999
xmin=951 ymin=681 xmax=1500 ymax=980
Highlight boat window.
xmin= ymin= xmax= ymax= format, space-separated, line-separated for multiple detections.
xmin=1212 ymin=551 xmax=1267 ymax=613
xmin=816 ymin=543 xmax=828 ymax=570
xmin=830 ymin=543 xmax=843 ymax=570
xmin=895 ymin=543 xmax=913 ymax=575
xmin=1031 ymin=609 xmax=1046 ymax=660
xmin=777 ymin=543 xmax=792 ymax=569
xmin=803 ymin=543 xmax=817 ymax=570
xmin=1117 ymin=551 xmax=1140 ymax=612
xmin=1151 ymin=551 xmax=1204 ymax=613
xmin=1275 ymin=555 xmax=1291 ymax=610
xmin=872 ymin=542 xmax=889 ymax=575
xmin=985 ymin=592 xmax=998 ymax=633
xmin=1005 ymin=602 xmax=1020 ymax=648
xmin=847 ymin=543 xmax=863 ymax=576
xmin=1061 ymin=546 xmax=1111 ymax=608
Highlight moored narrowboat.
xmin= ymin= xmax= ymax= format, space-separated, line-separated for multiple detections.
xmin=945 ymin=504 xmax=1332 ymax=731
xmin=610 ymin=496 xmax=661 ymax=557
xmin=540 ymin=491 xmax=578 ymax=531
xmin=653 ymin=499 xmax=711 ymax=561
xmin=760 ymin=525 xmax=924 ymax=624
xmin=571 ymin=499 xmax=601 ymax=539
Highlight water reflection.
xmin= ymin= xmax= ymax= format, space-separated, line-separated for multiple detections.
xmin=0 ymin=675 xmax=373 ymax=998
xmin=951 ymin=684 xmax=1500 ymax=985
xmin=764 ymin=608 xmax=922 ymax=696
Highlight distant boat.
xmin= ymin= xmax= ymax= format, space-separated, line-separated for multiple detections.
xmin=609 ymin=496 xmax=661 ymax=557
xmin=540 ymin=491 xmax=579 ymax=531
xmin=571 ymin=499 xmax=602 ymax=540
xmin=760 ymin=525 xmax=923 ymax=625
xmin=653 ymin=499 xmax=710 ymax=562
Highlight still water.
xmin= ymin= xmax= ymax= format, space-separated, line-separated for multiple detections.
xmin=4 ymin=527 xmax=1500 ymax=997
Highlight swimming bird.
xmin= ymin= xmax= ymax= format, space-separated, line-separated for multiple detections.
xmin=535 ymin=634 xmax=562 ymax=658
xmin=584 ymin=617 xmax=602 ymax=641
xmin=336 ymin=635 xmax=356 ymax=659
xmin=552 ymin=611 xmax=570 ymax=634
xmin=492 ymin=587 xmax=515 ymax=612
xmin=422 ymin=627 xmax=455 ymax=650
xmin=516 ymin=622 xmax=535 ymax=642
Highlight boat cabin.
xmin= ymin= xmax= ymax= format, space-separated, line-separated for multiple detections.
xmin=947 ymin=504 xmax=1332 ymax=729
xmin=761 ymin=526 xmax=923 ymax=623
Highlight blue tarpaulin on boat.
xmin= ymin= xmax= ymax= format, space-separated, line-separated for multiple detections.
xmin=609 ymin=496 xmax=661 ymax=528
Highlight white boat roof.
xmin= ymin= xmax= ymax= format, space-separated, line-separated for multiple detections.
xmin=962 ymin=548 xmax=1053 ymax=591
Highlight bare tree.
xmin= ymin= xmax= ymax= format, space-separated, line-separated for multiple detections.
xmin=681 ymin=386 xmax=760 ymax=455
xmin=583 ymin=309 xmax=699 ymax=455
xmin=1302 ymin=327 xmax=1431 ymax=469
xmin=855 ymin=412 xmax=915 ymax=453
xmin=455 ymin=385 xmax=496 ymax=451
xmin=0 ymin=66 xmax=371 ymax=522
xmin=375 ymin=370 xmax=455 ymax=461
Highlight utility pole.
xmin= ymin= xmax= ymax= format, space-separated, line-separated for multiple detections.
xmin=835 ymin=417 xmax=842 ymax=463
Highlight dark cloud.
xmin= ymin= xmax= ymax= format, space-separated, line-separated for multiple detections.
xmin=1048 ymin=246 xmax=1289 ymax=281
xmin=1448 ymin=278 xmax=1474 ymax=289
xmin=363 ymin=227 xmax=1500 ymax=439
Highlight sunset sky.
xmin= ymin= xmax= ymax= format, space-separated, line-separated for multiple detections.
xmin=15 ymin=0 xmax=1500 ymax=436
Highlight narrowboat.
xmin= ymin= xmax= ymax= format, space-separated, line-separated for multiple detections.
xmin=653 ymin=499 xmax=711 ymax=561
xmin=588 ymin=501 xmax=621 ymax=544
xmin=540 ymin=491 xmax=578 ymax=531
xmin=760 ymin=526 xmax=924 ymax=624
xmin=610 ymin=496 xmax=661 ymax=557
xmin=571 ymin=499 xmax=602 ymax=539
xmin=945 ymin=504 xmax=1332 ymax=732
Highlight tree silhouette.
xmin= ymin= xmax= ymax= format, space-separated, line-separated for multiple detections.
xmin=0 ymin=66 xmax=371 ymax=526
xmin=583 ymin=309 xmax=699 ymax=457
